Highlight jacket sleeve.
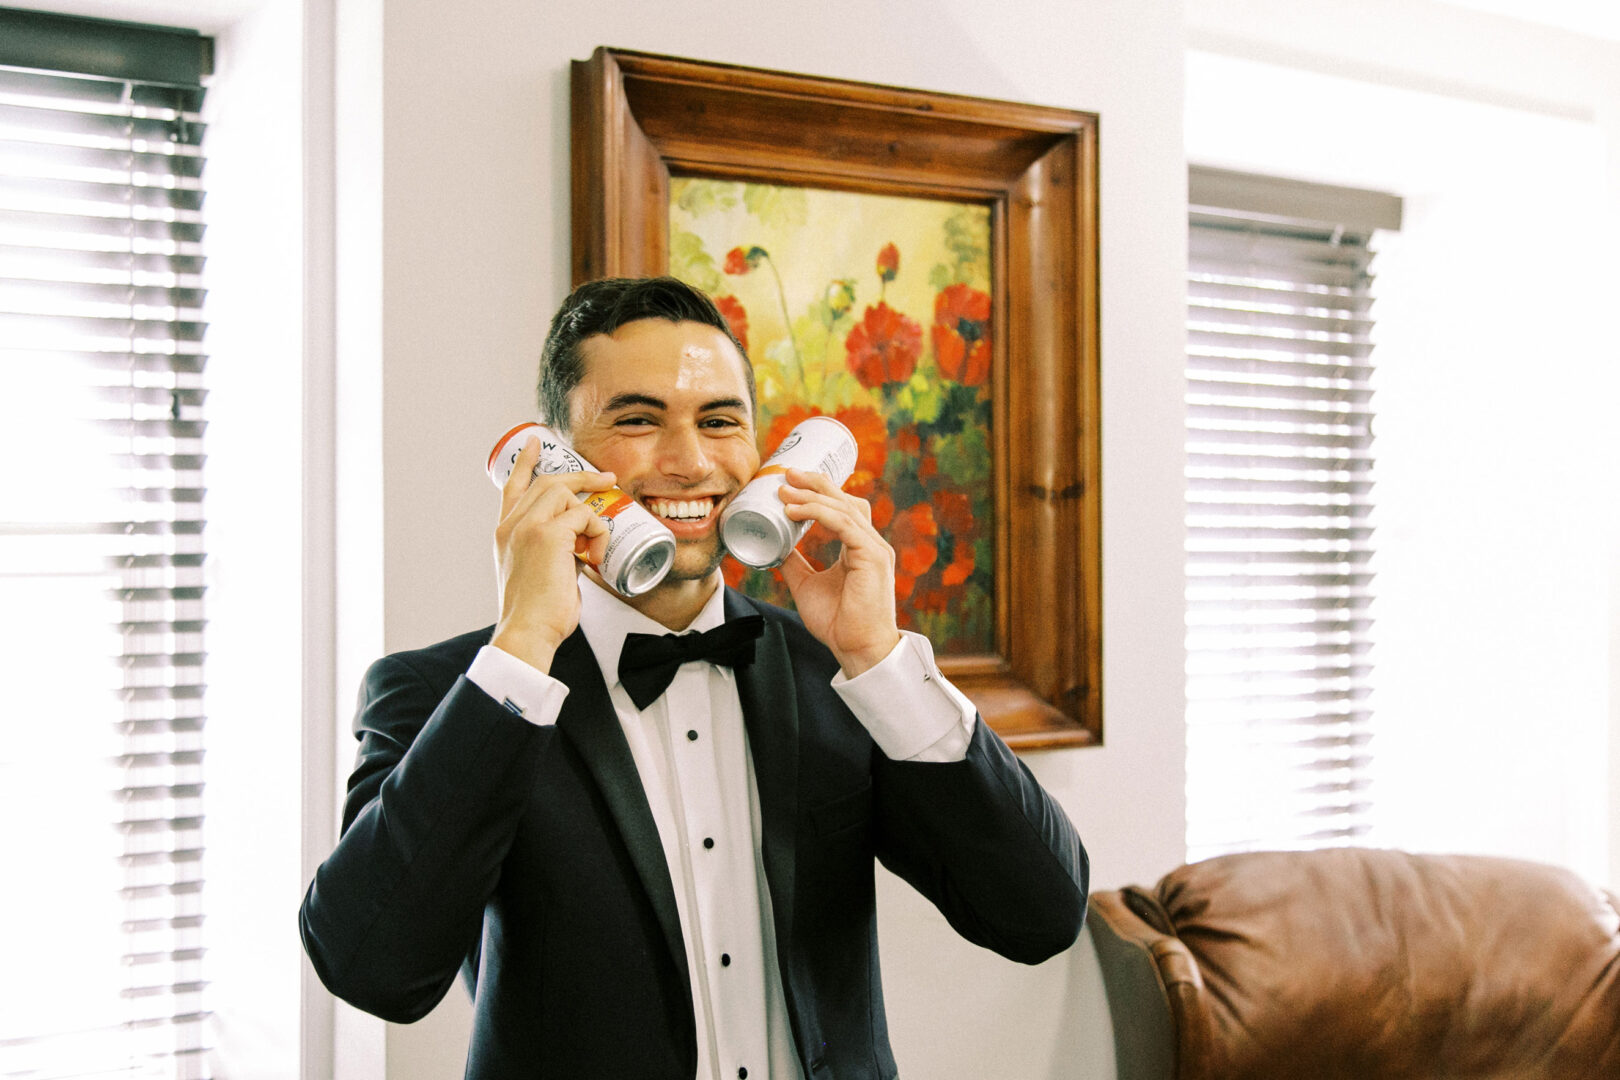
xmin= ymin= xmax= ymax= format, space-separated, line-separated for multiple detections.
xmin=873 ymin=717 xmax=1089 ymax=965
xmin=298 ymin=655 xmax=550 ymax=1022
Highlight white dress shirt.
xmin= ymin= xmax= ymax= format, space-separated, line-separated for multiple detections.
xmin=465 ymin=576 xmax=976 ymax=1080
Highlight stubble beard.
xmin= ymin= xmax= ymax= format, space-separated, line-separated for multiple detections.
xmin=665 ymin=534 xmax=727 ymax=584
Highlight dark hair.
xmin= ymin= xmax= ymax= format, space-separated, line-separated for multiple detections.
xmin=537 ymin=276 xmax=755 ymax=431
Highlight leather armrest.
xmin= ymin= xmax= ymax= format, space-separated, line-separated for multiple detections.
xmin=1090 ymin=889 xmax=1216 ymax=1080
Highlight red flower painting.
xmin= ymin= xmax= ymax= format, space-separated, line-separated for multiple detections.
xmin=845 ymin=302 xmax=922 ymax=389
xmin=724 ymin=245 xmax=765 ymax=275
xmin=666 ymin=183 xmax=996 ymax=651
xmin=931 ymin=283 xmax=992 ymax=387
xmin=890 ymin=503 xmax=940 ymax=601
xmin=876 ymin=242 xmax=900 ymax=283
xmin=714 ymin=294 xmax=750 ymax=353
xmin=834 ymin=406 xmax=887 ymax=498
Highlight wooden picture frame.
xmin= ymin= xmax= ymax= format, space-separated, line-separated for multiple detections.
xmin=571 ymin=47 xmax=1101 ymax=750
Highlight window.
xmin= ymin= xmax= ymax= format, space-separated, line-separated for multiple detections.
xmin=1184 ymin=166 xmax=1400 ymax=862
xmin=0 ymin=8 xmax=213 ymax=1077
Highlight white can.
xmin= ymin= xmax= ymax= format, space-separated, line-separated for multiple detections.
xmin=486 ymin=422 xmax=676 ymax=596
xmin=720 ymin=415 xmax=858 ymax=569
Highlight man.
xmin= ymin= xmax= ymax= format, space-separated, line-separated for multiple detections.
xmin=300 ymin=277 xmax=1088 ymax=1079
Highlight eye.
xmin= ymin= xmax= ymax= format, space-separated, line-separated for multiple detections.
xmin=613 ymin=415 xmax=656 ymax=428
xmin=700 ymin=415 xmax=744 ymax=430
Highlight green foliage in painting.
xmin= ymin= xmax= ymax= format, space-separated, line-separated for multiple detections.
xmin=675 ymin=179 xmax=741 ymax=218
xmin=669 ymin=226 xmax=722 ymax=295
xmin=930 ymin=206 xmax=992 ymax=291
xmin=933 ymin=426 xmax=990 ymax=488
xmin=742 ymin=183 xmax=809 ymax=228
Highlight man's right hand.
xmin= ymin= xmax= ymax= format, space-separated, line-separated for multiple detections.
xmin=490 ymin=435 xmax=613 ymax=673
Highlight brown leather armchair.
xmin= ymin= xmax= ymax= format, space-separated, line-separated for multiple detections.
xmin=1089 ymin=848 xmax=1620 ymax=1080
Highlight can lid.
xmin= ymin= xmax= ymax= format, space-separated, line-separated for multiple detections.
xmin=488 ymin=422 xmax=541 ymax=472
xmin=622 ymin=536 xmax=676 ymax=595
xmin=721 ymin=506 xmax=791 ymax=569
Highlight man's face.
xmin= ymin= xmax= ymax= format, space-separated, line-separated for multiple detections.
xmin=567 ymin=318 xmax=760 ymax=585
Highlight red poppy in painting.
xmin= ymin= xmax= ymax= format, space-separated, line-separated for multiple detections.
xmin=918 ymin=450 xmax=938 ymax=484
xmin=909 ymin=581 xmax=952 ymax=615
xmin=931 ymin=283 xmax=992 ymax=387
xmin=932 ymin=489 xmax=974 ymax=536
xmin=833 ymin=405 xmax=887 ymax=498
xmin=869 ymin=492 xmax=895 ymax=532
xmin=725 ymin=245 xmax=766 ymax=276
xmin=876 ymin=243 xmax=900 ymax=283
xmin=894 ymin=424 xmax=921 ymax=457
xmin=714 ymin=294 xmax=750 ymax=353
xmin=940 ymin=538 xmax=975 ymax=586
xmin=722 ymin=555 xmax=749 ymax=589
xmin=891 ymin=502 xmax=939 ymax=602
xmin=845 ymin=302 xmax=922 ymax=389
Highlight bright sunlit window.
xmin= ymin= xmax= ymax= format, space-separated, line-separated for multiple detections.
xmin=0 ymin=9 xmax=212 ymax=1077
xmin=1184 ymin=167 xmax=1400 ymax=863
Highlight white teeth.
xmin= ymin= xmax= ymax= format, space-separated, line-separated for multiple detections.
xmin=650 ymin=498 xmax=712 ymax=521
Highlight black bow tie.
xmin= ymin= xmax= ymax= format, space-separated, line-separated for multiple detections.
xmin=617 ymin=615 xmax=765 ymax=710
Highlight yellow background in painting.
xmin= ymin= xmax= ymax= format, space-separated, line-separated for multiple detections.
xmin=669 ymin=178 xmax=989 ymax=392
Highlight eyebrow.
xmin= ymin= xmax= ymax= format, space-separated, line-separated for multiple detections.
xmin=601 ymin=392 xmax=749 ymax=413
xmin=601 ymin=392 xmax=665 ymax=412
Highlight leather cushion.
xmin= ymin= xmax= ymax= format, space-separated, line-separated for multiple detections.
xmin=1155 ymin=848 xmax=1620 ymax=1079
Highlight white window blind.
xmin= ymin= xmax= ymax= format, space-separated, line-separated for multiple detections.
xmin=1185 ymin=167 xmax=1400 ymax=863
xmin=0 ymin=9 xmax=212 ymax=1078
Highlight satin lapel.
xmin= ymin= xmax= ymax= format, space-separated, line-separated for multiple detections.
xmin=728 ymin=591 xmax=800 ymax=943
xmin=550 ymin=629 xmax=690 ymax=997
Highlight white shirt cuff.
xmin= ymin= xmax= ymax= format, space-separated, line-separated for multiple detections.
xmin=831 ymin=631 xmax=976 ymax=762
xmin=466 ymin=644 xmax=571 ymax=726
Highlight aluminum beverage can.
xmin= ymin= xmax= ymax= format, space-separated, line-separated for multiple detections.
xmin=720 ymin=415 xmax=858 ymax=569
xmin=486 ymin=422 xmax=676 ymax=596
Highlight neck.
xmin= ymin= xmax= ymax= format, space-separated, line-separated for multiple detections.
xmin=586 ymin=566 xmax=721 ymax=632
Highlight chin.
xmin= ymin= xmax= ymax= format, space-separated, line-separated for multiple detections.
xmin=663 ymin=541 xmax=725 ymax=584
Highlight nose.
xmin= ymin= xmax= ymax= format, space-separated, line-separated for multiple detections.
xmin=656 ymin=425 xmax=714 ymax=483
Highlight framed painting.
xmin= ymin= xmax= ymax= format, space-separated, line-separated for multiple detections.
xmin=571 ymin=48 xmax=1101 ymax=749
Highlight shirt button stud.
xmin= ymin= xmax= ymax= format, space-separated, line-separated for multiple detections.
xmin=720 ymin=953 xmax=731 ymax=967
xmin=739 ymin=1070 xmax=748 ymax=1079
xmin=687 ymin=729 xmax=698 ymax=741
xmin=703 ymin=837 xmax=715 ymax=849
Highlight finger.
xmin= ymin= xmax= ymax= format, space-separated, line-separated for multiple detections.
xmin=500 ymin=436 xmax=543 ymax=518
xmin=782 ymin=467 xmax=847 ymax=496
xmin=545 ymin=503 xmax=609 ymax=565
xmin=504 ymin=467 xmax=617 ymax=528
xmin=557 ymin=469 xmax=618 ymax=496
xmin=781 ymin=484 xmax=875 ymax=528
xmin=786 ymin=508 xmax=885 ymax=569
xmin=782 ymin=493 xmax=871 ymax=543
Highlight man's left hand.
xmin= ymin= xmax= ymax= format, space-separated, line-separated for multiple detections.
xmin=776 ymin=468 xmax=902 ymax=678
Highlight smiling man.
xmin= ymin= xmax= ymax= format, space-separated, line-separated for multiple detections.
xmin=300 ymin=277 xmax=1089 ymax=1080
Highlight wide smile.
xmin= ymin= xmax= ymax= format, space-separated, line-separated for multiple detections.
xmin=643 ymin=495 xmax=722 ymax=538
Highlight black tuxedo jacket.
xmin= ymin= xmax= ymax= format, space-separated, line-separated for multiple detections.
xmin=300 ymin=590 xmax=1087 ymax=1079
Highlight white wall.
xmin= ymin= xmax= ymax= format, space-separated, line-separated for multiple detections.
xmin=326 ymin=0 xmax=1191 ymax=1077
xmin=1186 ymin=0 xmax=1620 ymax=889
xmin=198 ymin=2 xmax=306 ymax=1076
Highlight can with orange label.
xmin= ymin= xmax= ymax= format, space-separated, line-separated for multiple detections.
xmin=487 ymin=422 xmax=675 ymax=596
xmin=720 ymin=415 xmax=858 ymax=569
